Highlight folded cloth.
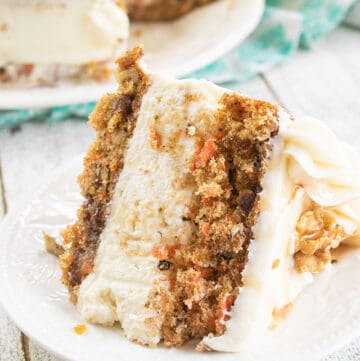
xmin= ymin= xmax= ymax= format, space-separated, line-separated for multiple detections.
xmin=0 ymin=0 xmax=359 ymax=129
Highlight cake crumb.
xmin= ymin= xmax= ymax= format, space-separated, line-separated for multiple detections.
xmin=272 ymin=302 xmax=293 ymax=321
xmin=196 ymin=341 xmax=212 ymax=352
xmin=272 ymin=259 xmax=280 ymax=269
xmin=43 ymin=232 xmax=64 ymax=257
xmin=74 ymin=324 xmax=87 ymax=335
xmin=269 ymin=302 xmax=293 ymax=330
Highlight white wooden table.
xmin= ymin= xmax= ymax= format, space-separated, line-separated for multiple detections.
xmin=1 ymin=25 xmax=360 ymax=361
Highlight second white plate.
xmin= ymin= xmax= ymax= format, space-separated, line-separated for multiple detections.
xmin=0 ymin=0 xmax=264 ymax=109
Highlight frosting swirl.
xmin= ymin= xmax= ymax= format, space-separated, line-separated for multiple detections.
xmin=283 ymin=116 xmax=360 ymax=206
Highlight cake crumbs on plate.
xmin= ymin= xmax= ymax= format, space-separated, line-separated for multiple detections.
xmin=74 ymin=324 xmax=87 ymax=335
xmin=43 ymin=232 xmax=64 ymax=257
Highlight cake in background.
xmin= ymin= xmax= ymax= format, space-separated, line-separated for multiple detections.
xmin=126 ymin=0 xmax=216 ymax=21
xmin=0 ymin=0 xmax=129 ymax=87
xmin=54 ymin=47 xmax=360 ymax=352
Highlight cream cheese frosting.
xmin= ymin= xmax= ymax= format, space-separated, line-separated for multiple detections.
xmin=284 ymin=116 xmax=360 ymax=206
xmin=0 ymin=0 xmax=129 ymax=66
xmin=203 ymin=111 xmax=360 ymax=352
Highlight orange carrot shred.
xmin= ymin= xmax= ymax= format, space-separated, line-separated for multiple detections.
xmin=23 ymin=64 xmax=34 ymax=76
xmin=216 ymin=295 xmax=235 ymax=326
xmin=152 ymin=244 xmax=176 ymax=259
xmin=201 ymin=268 xmax=213 ymax=279
xmin=200 ymin=140 xmax=217 ymax=163
xmin=202 ymin=198 xmax=213 ymax=206
xmin=190 ymin=140 xmax=218 ymax=170
xmin=149 ymin=127 xmax=162 ymax=149
xmin=110 ymin=163 xmax=118 ymax=172
xmin=201 ymin=222 xmax=210 ymax=236
xmin=190 ymin=143 xmax=203 ymax=171
xmin=82 ymin=262 xmax=94 ymax=275
xmin=169 ymin=277 xmax=176 ymax=292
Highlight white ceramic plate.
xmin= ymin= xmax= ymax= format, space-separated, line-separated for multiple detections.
xmin=0 ymin=158 xmax=360 ymax=361
xmin=0 ymin=0 xmax=264 ymax=110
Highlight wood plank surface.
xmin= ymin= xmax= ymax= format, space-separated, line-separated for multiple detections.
xmin=0 ymin=121 xmax=92 ymax=209
xmin=0 ymin=310 xmax=25 ymax=361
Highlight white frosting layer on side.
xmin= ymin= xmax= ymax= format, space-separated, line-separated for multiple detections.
xmin=204 ymin=111 xmax=360 ymax=352
xmin=284 ymin=117 xmax=360 ymax=206
xmin=78 ymin=76 xmax=225 ymax=346
xmin=0 ymin=0 xmax=129 ymax=66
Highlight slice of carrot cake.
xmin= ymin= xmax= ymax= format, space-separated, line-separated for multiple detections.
xmin=126 ymin=0 xmax=216 ymax=21
xmin=0 ymin=0 xmax=129 ymax=86
xmin=59 ymin=47 xmax=360 ymax=352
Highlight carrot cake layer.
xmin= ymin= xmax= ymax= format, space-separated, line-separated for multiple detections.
xmin=126 ymin=0 xmax=216 ymax=21
xmin=61 ymin=47 xmax=151 ymax=301
xmin=59 ymin=47 xmax=360 ymax=351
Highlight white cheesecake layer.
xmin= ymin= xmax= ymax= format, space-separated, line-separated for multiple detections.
xmin=204 ymin=111 xmax=360 ymax=352
xmin=0 ymin=0 xmax=129 ymax=66
xmin=77 ymin=76 xmax=226 ymax=345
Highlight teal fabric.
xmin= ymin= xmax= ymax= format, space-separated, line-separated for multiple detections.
xmin=1 ymin=0 xmax=359 ymax=128
xmin=189 ymin=0 xmax=359 ymax=84
xmin=0 ymin=103 xmax=96 ymax=129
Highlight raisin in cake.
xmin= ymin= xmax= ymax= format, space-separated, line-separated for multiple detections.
xmin=59 ymin=47 xmax=360 ymax=352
